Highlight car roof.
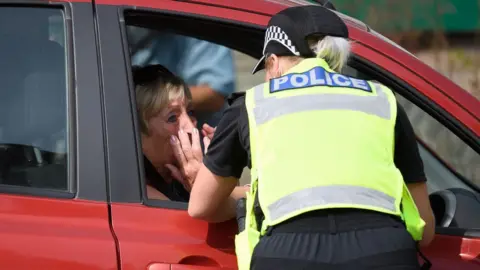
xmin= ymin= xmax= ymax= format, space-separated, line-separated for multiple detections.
xmin=187 ymin=0 xmax=419 ymax=55
xmin=190 ymin=0 xmax=370 ymax=32
xmin=188 ymin=0 xmax=430 ymax=61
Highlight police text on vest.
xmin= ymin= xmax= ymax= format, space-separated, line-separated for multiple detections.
xmin=270 ymin=67 xmax=372 ymax=93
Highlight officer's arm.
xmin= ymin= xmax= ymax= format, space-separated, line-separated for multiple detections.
xmin=188 ymin=94 xmax=249 ymax=222
xmin=394 ymin=102 xmax=435 ymax=246
xmin=408 ymin=182 xmax=435 ymax=246
xmin=188 ymin=164 xmax=243 ymax=222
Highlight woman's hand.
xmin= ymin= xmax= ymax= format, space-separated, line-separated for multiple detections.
xmin=167 ymin=125 xmax=217 ymax=192
xmin=166 ymin=128 xmax=204 ymax=192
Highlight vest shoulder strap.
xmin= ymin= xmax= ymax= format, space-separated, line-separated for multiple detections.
xmin=245 ymin=83 xmax=266 ymax=182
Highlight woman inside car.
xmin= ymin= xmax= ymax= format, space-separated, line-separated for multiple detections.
xmin=134 ymin=64 xmax=207 ymax=201
xmin=134 ymin=64 xmax=248 ymax=202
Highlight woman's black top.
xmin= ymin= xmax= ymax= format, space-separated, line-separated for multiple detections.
xmin=143 ymin=156 xmax=190 ymax=202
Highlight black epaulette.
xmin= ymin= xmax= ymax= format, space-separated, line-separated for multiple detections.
xmin=227 ymin=92 xmax=246 ymax=106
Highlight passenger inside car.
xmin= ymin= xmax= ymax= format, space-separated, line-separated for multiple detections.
xmin=133 ymin=64 xmax=207 ymax=201
xmin=133 ymin=64 xmax=249 ymax=202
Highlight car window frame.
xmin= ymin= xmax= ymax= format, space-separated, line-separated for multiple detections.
xmin=345 ymin=61 xmax=480 ymax=190
xmin=0 ymin=2 xmax=76 ymax=199
xmin=346 ymin=55 xmax=480 ymax=192
xmin=113 ymin=6 xmax=266 ymax=210
xmin=121 ymin=9 xmax=190 ymax=210
xmin=345 ymin=54 xmax=480 ymax=236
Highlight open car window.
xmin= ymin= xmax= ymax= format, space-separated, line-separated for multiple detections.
xmin=125 ymin=23 xmax=264 ymax=202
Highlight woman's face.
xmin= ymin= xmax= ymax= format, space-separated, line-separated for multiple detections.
xmin=142 ymin=97 xmax=197 ymax=169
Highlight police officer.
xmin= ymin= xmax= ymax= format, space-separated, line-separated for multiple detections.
xmin=188 ymin=5 xmax=435 ymax=270
xmin=312 ymin=0 xmax=337 ymax=10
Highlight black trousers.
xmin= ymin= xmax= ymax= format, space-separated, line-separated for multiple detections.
xmin=251 ymin=210 xmax=421 ymax=270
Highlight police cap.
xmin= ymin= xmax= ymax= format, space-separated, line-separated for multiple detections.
xmin=252 ymin=4 xmax=349 ymax=74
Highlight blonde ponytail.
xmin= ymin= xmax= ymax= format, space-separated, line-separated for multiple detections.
xmin=309 ymin=36 xmax=351 ymax=72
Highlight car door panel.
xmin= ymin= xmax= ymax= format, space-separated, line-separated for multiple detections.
xmin=96 ymin=0 xmax=480 ymax=269
xmin=0 ymin=196 xmax=116 ymax=270
xmin=148 ymin=264 xmax=171 ymax=270
xmin=95 ymin=1 xmax=242 ymax=268
xmin=148 ymin=264 xmax=229 ymax=270
xmin=171 ymin=265 xmax=232 ymax=270
xmin=421 ymin=235 xmax=480 ymax=269
xmin=110 ymin=204 xmax=237 ymax=269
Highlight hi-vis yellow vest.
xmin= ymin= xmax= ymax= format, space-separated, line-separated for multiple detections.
xmin=234 ymin=58 xmax=425 ymax=270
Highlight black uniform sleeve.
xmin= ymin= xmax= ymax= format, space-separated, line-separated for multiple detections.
xmin=394 ymin=102 xmax=427 ymax=183
xmin=203 ymin=95 xmax=249 ymax=178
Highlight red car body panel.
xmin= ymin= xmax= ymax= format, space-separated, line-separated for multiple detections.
xmin=110 ymin=203 xmax=237 ymax=269
xmin=0 ymin=0 xmax=478 ymax=270
xmin=104 ymin=1 xmax=479 ymax=269
xmin=52 ymin=0 xmax=90 ymax=2
xmin=0 ymin=195 xmax=117 ymax=269
xmin=421 ymin=235 xmax=480 ymax=269
xmin=97 ymin=0 xmax=270 ymax=26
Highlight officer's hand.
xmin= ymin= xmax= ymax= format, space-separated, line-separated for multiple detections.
xmin=168 ymin=128 xmax=203 ymax=192
xmin=201 ymin=124 xmax=216 ymax=139
xmin=201 ymin=124 xmax=216 ymax=154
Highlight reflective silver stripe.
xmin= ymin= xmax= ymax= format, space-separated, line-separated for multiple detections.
xmin=253 ymin=83 xmax=391 ymax=125
xmin=268 ymin=185 xmax=397 ymax=223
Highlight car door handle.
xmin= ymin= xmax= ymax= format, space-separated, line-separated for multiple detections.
xmin=148 ymin=263 xmax=228 ymax=270
xmin=148 ymin=263 xmax=170 ymax=270
xmin=171 ymin=265 xmax=227 ymax=269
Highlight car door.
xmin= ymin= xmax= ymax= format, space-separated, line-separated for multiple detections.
xmin=95 ymin=1 xmax=480 ymax=269
xmin=342 ymin=38 xmax=480 ymax=269
xmin=0 ymin=1 xmax=117 ymax=270
xmin=93 ymin=1 xmax=261 ymax=269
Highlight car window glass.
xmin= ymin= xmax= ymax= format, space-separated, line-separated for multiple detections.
xmin=126 ymin=25 xmax=263 ymax=201
xmin=342 ymin=65 xmax=480 ymax=190
xmin=396 ymin=95 xmax=480 ymax=188
xmin=0 ymin=7 xmax=69 ymax=191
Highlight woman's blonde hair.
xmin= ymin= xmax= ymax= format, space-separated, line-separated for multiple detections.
xmin=266 ymin=35 xmax=351 ymax=73
xmin=133 ymin=65 xmax=192 ymax=135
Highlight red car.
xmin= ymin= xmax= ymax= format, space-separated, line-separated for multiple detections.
xmin=0 ymin=0 xmax=478 ymax=269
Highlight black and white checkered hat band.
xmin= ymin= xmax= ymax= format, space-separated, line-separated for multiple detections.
xmin=263 ymin=26 xmax=300 ymax=56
